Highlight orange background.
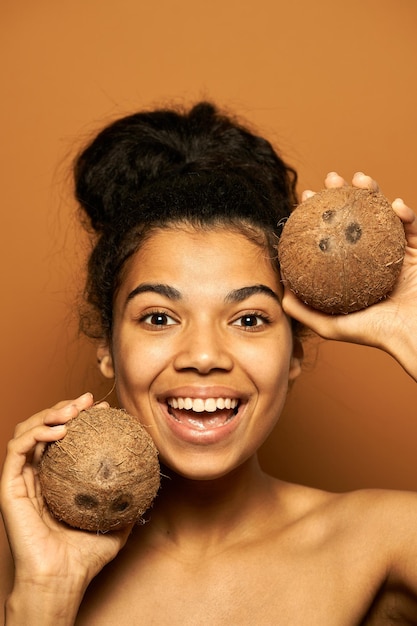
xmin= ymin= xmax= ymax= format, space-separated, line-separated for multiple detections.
xmin=1 ymin=0 xmax=416 ymax=491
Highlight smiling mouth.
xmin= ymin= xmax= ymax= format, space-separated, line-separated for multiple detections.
xmin=166 ymin=397 xmax=239 ymax=430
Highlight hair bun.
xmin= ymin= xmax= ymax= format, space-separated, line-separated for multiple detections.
xmin=74 ymin=101 xmax=296 ymax=233
xmin=74 ymin=108 xmax=192 ymax=232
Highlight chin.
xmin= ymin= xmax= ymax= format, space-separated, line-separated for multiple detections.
xmin=159 ymin=452 xmax=254 ymax=484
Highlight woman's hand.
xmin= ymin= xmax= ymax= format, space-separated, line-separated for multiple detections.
xmin=0 ymin=393 xmax=133 ymax=624
xmin=282 ymin=172 xmax=417 ymax=381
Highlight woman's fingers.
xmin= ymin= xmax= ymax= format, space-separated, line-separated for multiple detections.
xmin=351 ymin=171 xmax=379 ymax=191
xmin=392 ymin=198 xmax=417 ymax=249
xmin=2 ymin=393 xmax=97 ymax=498
xmin=324 ymin=170 xmax=379 ymax=190
xmin=302 ymin=171 xmax=380 ymax=202
xmin=8 ymin=393 xmax=94 ymax=469
xmin=324 ymin=171 xmax=348 ymax=189
xmin=3 ymin=424 xmax=66 ymax=495
xmin=0 ymin=394 xmax=131 ymax=602
xmin=43 ymin=392 xmax=95 ymax=425
xmin=13 ymin=393 xmax=94 ymax=437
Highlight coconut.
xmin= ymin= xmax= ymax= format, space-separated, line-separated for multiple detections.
xmin=277 ymin=186 xmax=406 ymax=314
xmin=39 ymin=406 xmax=160 ymax=532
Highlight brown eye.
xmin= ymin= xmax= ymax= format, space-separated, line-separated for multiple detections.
xmin=232 ymin=313 xmax=270 ymax=330
xmin=140 ymin=311 xmax=177 ymax=327
xmin=150 ymin=313 xmax=170 ymax=326
xmin=241 ymin=315 xmax=259 ymax=327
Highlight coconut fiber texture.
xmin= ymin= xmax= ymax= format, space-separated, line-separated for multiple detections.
xmin=277 ymin=186 xmax=406 ymax=314
xmin=39 ymin=406 xmax=160 ymax=532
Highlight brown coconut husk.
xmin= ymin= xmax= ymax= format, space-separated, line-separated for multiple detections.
xmin=277 ymin=186 xmax=406 ymax=314
xmin=39 ymin=406 xmax=160 ymax=532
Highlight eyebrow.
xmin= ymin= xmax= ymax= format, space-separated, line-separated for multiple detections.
xmin=126 ymin=282 xmax=281 ymax=305
xmin=224 ymin=284 xmax=282 ymax=304
xmin=126 ymin=283 xmax=182 ymax=303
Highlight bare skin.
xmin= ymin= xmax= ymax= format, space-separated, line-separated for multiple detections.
xmin=1 ymin=173 xmax=416 ymax=625
xmin=74 ymin=475 xmax=417 ymax=625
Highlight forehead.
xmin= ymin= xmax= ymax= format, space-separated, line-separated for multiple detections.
xmin=119 ymin=227 xmax=281 ymax=297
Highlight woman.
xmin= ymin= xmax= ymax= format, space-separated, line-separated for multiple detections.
xmin=1 ymin=102 xmax=416 ymax=624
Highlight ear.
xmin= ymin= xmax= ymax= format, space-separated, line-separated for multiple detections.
xmin=288 ymin=338 xmax=303 ymax=382
xmin=97 ymin=343 xmax=115 ymax=379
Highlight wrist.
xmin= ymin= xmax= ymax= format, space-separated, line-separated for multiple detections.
xmin=376 ymin=315 xmax=417 ymax=381
xmin=5 ymin=576 xmax=86 ymax=626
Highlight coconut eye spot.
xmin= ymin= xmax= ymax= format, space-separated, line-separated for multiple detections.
xmin=74 ymin=494 xmax=99 ymax=509
xmin=345 ymin=221 xmax=362 ymax=244
xmin=110 ymin=494 xmax=132 ymax=513
xmin=319 ymin=237 xmax=331 ymax=252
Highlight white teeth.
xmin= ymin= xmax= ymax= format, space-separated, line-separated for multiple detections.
xmin=193 ymin=399 xmax=205 ymax=413
xmin=204 ymin=398 xmax=217 ymax=412
xmin=184 ymin=397 xmax=193 ymax=410
xmin=167 ymin=397 xmax=238 ymax=413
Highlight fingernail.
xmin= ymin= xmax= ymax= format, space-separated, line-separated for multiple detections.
xmin=302 ymin=190 xmax=314 ymax=201
xmin=79 ymin=392 xmax=93 ymax=400
xmin=50 ymin=424 xmax=67 ymax=432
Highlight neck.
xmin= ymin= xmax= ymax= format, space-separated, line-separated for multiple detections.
xmin=145 ymin=455 xmax=279 ymax=552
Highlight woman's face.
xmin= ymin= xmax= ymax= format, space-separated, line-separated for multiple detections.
xmin=100 ymin=227 xmax=301 ymax=480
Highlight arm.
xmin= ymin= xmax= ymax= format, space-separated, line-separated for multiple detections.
xmin=0 ymin=394 xmax=132 ymax=626
xmin=282 ymin=172 xmax=417 ymax=381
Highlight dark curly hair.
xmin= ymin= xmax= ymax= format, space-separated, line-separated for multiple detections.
xmin=74 ymin=101 xmax=298 ymax=340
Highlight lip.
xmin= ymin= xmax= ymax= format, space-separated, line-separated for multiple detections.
xmin=157 ymin=386 xmax=246 ymax=445
xmin=161 ymin=385 xmax=242 ymax=400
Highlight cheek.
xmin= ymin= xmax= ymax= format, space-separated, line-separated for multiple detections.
xmin=257 ymin=355 xmax=292 ymax=399
xmin=112 ymin=335 xmax=170 ymax=394
xmin=113 ymin=354 xmax=155 ymax=421
xmin=243 ymin=330 xmax=294 ymax=384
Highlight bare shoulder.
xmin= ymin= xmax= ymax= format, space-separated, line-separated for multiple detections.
xmin=272 ymin=480 xmax=417 ymax=559
xmin=273 ymin=482 xmax=417 ymax=620
xmin=331 ymin=487 xmax=417 ymax=533
xmin=277 ymin=479 xmax=417 ymax=522
xmin=349 ymin=488 xmax=417 ymax=582
xmin=341 ymin=488 xmax=417 ymax=623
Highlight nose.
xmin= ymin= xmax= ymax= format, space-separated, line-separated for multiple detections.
xmin=173 ymin=321 xmax=233 ymax=374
